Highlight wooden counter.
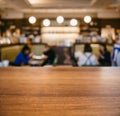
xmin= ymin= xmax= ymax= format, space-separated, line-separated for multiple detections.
xmin=0 ymin=67 xmax=120 ymax=116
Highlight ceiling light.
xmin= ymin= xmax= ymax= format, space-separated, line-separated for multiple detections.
xmin=56 ymin=16 xmax=64 ymax=24
xmin=70 ymin=19 xmax=78 ymax=26
xmin=43 ymin=19 xmax=51 ymax=26
xmin=29 ymin=16 xmax=37 ymax=24
xmin=84 ymin=16 xmax=92 ymax=23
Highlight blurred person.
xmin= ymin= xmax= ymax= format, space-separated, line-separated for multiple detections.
xmin=19 ymin=34 xmax=27 ymax=44
xmin=33 ymin=35 xmax=41 ymax=43
xmin=14 ymin=45 xmax=32 ymax=66
xmin=27 ymin=37 xmax=33 ymax=49
xmin=33 ymin=45 xmax=56 ymax=66
xmin=63 ymin=48 xmax=73 ymax=65
xmin=75 ymin=44 xmax=98 ymax=66
xmin=112 ymin=37 xmax=120 ymax=66
xmin=98 ymin=44 xmax=111 ymax=66
xmin=114 ymin=52 xmax=120 ymax=66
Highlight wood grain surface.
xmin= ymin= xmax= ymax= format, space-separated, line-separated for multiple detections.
xmin=0 ymin=67 xmax=120 ymax=116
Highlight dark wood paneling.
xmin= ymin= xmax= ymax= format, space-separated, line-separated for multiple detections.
xmin=100 ymin=19 xmax=120 ymax=29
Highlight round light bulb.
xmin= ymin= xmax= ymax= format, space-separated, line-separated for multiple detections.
xmin=56 ymin=16 xmax=64 ymax=24
xmin=29 ymin=16 xmax=37 ymax=24
xmin=70 ymin=19 xmax=78 ymax=26
xmin=43 ymin=19 xmax=51 ymax=26
xmin=84 ymin=16 xmax=92 ymax=23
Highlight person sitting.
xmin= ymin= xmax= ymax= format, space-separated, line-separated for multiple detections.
xmin=33 ymin=45 xmax=56 ymax=66
xmin=63 ymin=48 xmax=73 ymax=65
xmin=75 ymin=44 xmax=98 ymax=66
xmin=14 ymin=45 xmax=31 ymax=66
xmin=98 ymin=44 xmax=111 ymax=66
xmin=112 ymin=38 xmax=120 ymax=66
xmin=27 ymin=37 xmax=33 ymax=49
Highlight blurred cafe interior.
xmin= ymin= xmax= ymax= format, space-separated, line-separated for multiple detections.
xmin=0 ymin=0 xmax=120 ymax=67
xmin=1 ymin=1 xmax=120 ymax=116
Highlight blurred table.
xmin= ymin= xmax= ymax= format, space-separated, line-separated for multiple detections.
xmin=0 ymin=67 xmax=120 ymax=116
xmin=29 ymin=60 xmax=44 ymax=66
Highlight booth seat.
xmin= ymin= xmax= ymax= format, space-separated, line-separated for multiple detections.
xmin=0 ymin=43 xmax=114 ymax=65
xmin=74 ymin=44 xmax=113 ymax=56
xmin=0 ymin=44 xmax=45 ymax=63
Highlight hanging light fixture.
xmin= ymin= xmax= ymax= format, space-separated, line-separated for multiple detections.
xmin=43 ymin=19 xmax=51 ymax=26
xmin=70 ymin=19 xmax=78 ymax=26
xmin=28 ymin=16 xmax=37 ymax=24
xmin=56 ymin=16 xmax=64 ymax=24
xmin=84 ymin=16 xmax=92 ymax=23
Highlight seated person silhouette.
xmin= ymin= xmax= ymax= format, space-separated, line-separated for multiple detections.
xmin=33 ymin=45 xmax=56 ymax=66
xmin=14 ymin=45 xmax=31 ymax=66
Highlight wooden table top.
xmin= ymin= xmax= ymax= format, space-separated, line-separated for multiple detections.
xmin=0 ymin=67 xmax=120 ymax=116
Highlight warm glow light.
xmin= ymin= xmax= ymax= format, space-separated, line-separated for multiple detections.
xmin=56 ymin=16 xmax=64 ymax=24
xmin=70 ymin=19 xmax=78 ymax=26
xmin=29 ymin=16 xmax=37 ymax=24
xmin=84 ymin=16 xmax=92 ymax=23
xmin=43 ymin=19 xmax=51 ymax=26
xmin=28 ymin=0 xmax=41 ymax=4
